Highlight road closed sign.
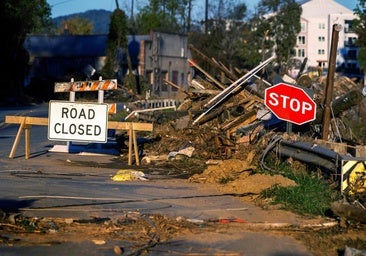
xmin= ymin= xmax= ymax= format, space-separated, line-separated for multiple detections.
xmin=48 ymin=101 xmax=108 ymax=143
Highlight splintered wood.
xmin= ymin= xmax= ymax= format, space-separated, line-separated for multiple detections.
xmin=160 ymin=47 xmax=275 ymax=158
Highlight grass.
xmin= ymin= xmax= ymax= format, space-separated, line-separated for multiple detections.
xmin=219 ymin=176 xmax=235 ymax=184
xmin=259 ymin=161 xmax=342 ymax=216
xmin=109 ymin=109 xmax=128 ymax=121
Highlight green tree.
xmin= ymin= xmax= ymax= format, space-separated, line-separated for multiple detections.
xmin=354 ymin=0 xmax=366 ymax=76
xmin=240 ymin=16 xmax=273 ymax=68
xmin=101 ymin=7 xmax=128 ymax=81
xmin=255 ymin=0 xmax=302 ymax=72
xmin=188 ymin=1 xmax=249 ymax=76
xmin=0 ymin=0 xmax=52 ymax=103
xmin=135 ymin=0 xmax=191 ymax=34
xmin=59 ymin=17 xmax=94 ymax=35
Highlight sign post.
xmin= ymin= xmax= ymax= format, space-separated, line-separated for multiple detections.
xmin=48 ymin=101 xmax=108 ymax=143
xmin=264 ymin=83 xmax=316 ymax=127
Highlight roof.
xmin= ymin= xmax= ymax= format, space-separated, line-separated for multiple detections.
xmin=301 ymin=0 xmax=353 ymax=18
xmin=24 ymin=34 xmax=150 ymax=58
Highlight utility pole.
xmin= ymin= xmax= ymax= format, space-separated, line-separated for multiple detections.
xmin=322 ymin=24 xmax=342 ymax=140
xmin=131 ymin=0 xmax=134 ymax=18
xmin=187 ymin=0 xmax=191 ymax=32
xmin=205 ymin=0 xmax=208 ymax=34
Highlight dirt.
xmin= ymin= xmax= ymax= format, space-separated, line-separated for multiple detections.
xmin=188 ymin=159 xmax=296 ymax=194
xmin=1 ymin=118 xmax=366 ymax=255
xmin=140 ymin=122 xmax=366 ymax=256
xmin=1 ymin=155 xmax=366 ymax=256
xmin=1 ymin=207 xmax=366 ymax=256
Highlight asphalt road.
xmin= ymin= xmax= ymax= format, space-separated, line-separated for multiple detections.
xmin=0 ymin=103 xmax=315 ymax=256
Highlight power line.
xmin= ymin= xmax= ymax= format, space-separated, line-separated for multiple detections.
xmin=50 ymin=0 xmax=74 ymax=7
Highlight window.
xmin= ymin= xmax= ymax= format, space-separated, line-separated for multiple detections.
xmin=347 ymin=63 xmax=357 ymax=69
xmin=318 ymin=49 xmax=325 ymax=55
xmin=161 ymin=71 xmax=168 ymax=91
xmin=180 ymin=73 xmax=185 ymax=89
xmin=171 ymin=70 xmax=179 ymax=91
xmin=298 ymin=36 xmax=305 ymax=45
xmin=297 ymin=49 xmax=305 ymax=57
xmin=318 ymin=23 xmax=325 ymax=29
xmin=348 ymin=50 xmax=357 ymax=59
xmin=301 ymin=22 xmax=306 ymax=32
xmin=347 ymin=37 xmax=356 ymax=46
xmin=146 ymin=71 xmax=153 ymax=85
xmin=345 ymin=20 xmax=354 ymax=32
xmin=318 ymin=36 xmax=325 ymax=42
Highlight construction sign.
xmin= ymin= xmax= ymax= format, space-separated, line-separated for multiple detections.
xmin=341 ymin=158 xmax=366 ymax=195
xmin=54 ymin=79 xmax=118 ymax=92
xmin=54 ymin=79 xmax=118 ymax=114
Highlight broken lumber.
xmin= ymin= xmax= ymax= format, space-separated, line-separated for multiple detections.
xmin=192 ymin=55 xmax=276 ymax=125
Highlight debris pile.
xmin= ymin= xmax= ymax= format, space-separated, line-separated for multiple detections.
xmin=135 ymin=56 xmax=365 ymax=161
xmin=118 ymin=50 xmax=366 ymax=222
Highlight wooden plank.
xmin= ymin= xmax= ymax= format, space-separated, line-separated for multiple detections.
xmin=9 ymin=118 xmax=26 ymax=158
xmin=5 ymin=115 xmax=153 ymax=163
xmin=133 ymin=129 xmax=139 ymax=165
xmin=228 ymin=114 xmax=257 ymax=135
xmin=25 ymin=125 xmax=31 ymax=159
xmin=190 ymin=89 xmax=220 ymax=95
xmin=187 ymin=59 xmax=225 ymax=90
xmin=128 ymin=124 xmax=133 ymax=165
xmin=163 ymin=79 xmax=189 ymax=95
xmin=221 ymin=110 xmax=257 ymax=132
xmin=6 ymin=116 xmax=48 ymax=125
xmin=189 ymin=44 xmax=238 ymax=81
xmin=6 ymin=116 xmax=153 ymax=132
xmin=108 ymin=121 xmax=153 ymax=131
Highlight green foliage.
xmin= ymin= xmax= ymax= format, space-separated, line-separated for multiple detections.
xmin=52 ymin=10 xmax=112 ymax=34
xmin=188 ymin=2 xmax=250 ymax=73
xmin=108 ymin=109 xmax=128 ymax=122
xmin=0 ymin=0 xmax=52 ymax=49
xmin=60 ymin=16 xmax=94 ymax=35
xmin=101 ymin=8 xmax=129 ymax=79
xmin=255 ymin=0 xmax=302 ymax=70
xmin=189 ymin=0 xmax=301 ymax=73
xmin=135 ymin=0 xmax=187 ymax=34
xmin=219 ymin=176 xmax=235 ymax=184
xmin=354 ymin=0 xmax=366 ymax=71
xmin=123 ymin=72 xmax=140 ymax=94
xmin=0 ymin=0 xmax=52 ymax=37
xmin=241 ymin=16 xmax=273 ymax=67
xmin=259 ymin=163 xmax=341 ymax=216
xmin=0 ymin=0 xmax=52 ymax=101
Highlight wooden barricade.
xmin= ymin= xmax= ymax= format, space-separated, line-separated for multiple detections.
xmin=54 ymin=78 xmax=119 ymax=114
xmin=5 ymin=115 xmax=153 ymax=165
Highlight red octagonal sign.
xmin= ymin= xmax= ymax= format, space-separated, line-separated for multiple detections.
xmin=264 ymin=83 xmax=317 ymax=125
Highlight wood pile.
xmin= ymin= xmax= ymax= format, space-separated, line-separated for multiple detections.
xmin=135 ymin=48 xmax=365 ymax=160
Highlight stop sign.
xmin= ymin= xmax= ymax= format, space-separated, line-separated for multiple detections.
xmin=264 ymin=83 xmax=316 ymax=125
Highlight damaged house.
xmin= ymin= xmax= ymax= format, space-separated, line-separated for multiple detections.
xmin=23 ymin=31 xmax=192 ymax=100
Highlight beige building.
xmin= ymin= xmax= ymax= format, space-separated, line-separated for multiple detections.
xmin=293 ymin=0 xmax=359 ymax=76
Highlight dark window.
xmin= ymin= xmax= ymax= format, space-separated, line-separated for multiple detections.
xmin=161 ymin=71 xmax=168 ymax=91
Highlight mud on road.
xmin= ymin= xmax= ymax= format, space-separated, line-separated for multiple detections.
xmin=1 ymin=153 xmax=365 ymax=256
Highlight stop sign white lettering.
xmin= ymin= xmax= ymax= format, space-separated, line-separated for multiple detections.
xmin=268 ymin=93 xmax=313 ymax=115
xmin=264 ymin=83 xmax=316 ymax=125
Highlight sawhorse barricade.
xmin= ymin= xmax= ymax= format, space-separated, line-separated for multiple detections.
xmin=5 ymin=115 xmax=153 ymax=165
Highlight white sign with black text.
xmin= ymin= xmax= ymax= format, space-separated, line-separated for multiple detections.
xmin=48 ymin=101 xmax=108 ymax=143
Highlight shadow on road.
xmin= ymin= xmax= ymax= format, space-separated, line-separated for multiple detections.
xmin=0 ymin=199 xmax=38 ymax=213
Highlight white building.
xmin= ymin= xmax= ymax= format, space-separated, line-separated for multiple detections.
xmin=293 ymin=0 xmax=359 ymax=76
